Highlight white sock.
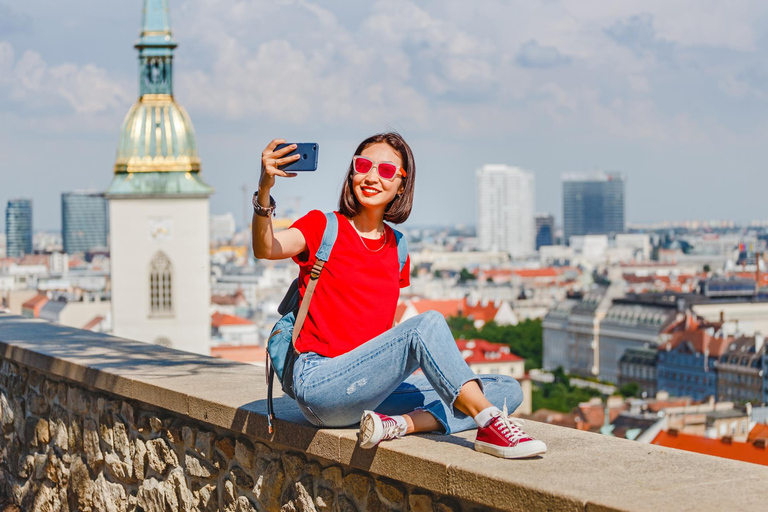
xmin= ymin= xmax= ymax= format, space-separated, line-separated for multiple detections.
xmin=390 ymin=415 xmax=408 ymax=435
xmin=474 ymin=406 xmax=502 ymax=428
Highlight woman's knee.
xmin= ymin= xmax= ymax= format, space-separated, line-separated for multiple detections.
xmin=481 ymin=375 xmax=523 ymax=410
xmin=414 ymin=310 xmax=452 ymax=342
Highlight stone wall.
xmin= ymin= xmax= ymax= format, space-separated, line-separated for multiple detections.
xmin=0 ymin=359 xmax=487 ymax=512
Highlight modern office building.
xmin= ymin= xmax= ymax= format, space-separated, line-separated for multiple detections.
xmin=5 ymin=199 xmax=33 ymax=258
xmin=562 ymin=171 xmax=625 ymax=245
xmin=535 ymin=213 xmax=555 ymax=249
xmin=61 ymin=192 xmax=108 ymax=255
xmin=476 ymin=164 xmax=535 ymax=258
xmin=105 ymin=0 xmax=213 ymax=355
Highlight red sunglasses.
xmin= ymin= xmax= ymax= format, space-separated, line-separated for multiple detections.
xmin=352 ymin=156 xmax=407 ymax=181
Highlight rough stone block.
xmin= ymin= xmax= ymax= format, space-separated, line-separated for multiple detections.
xmin=69 ymin=456 xmax=95 ymax=511
xmin=215 ymin=436 xmax=236 ymax=459
xmin=146 ymin=438 xmax=178 ymax=475
xmin=253 ymin=458 xmax=285 ymax=511
xmin=235 ymin=439 xmax=255 ymax=469
xmin=137 ymin=477 xmax=174 ymax=512
xmin=194 ymin=483 xmax=218 ymax=512
xmin=182 ymin=425 xmax=196 ymax=450
xmin=321 ymin=466 xmax=343 ymax=491
xmin=376 ymin=479 xmax=405 ymax=506
xmin=93 ymin=473 xmax=127 ymax=512
xmin=342 ymin=472 xmax=370 ymax=502
xmin=407 ymin=494 xmax=433 ymax=512
xmin=169 ymin=467 xmax=194 ymax=512
xmin=27 ymin=390 xmax=49 ymax=416
xmin=133 ymin=438 xmax=148 ymax=481
xmin=196 ymin=430 xmax=214 ymax=459
xmin=229 ymin=465 xmax=254 ymax=490
xmin=34 ymin=418 xmax=50 ymax=447
xmin=0 ymin=391 xmax=14 ymax=431
xmin=315 ymin=486 xmax=335 ymax=512
xmin=67 ymin=386 xmax=89 ymax=415
xmin=120 ymin=401 xmax=134 ymax=425
xmin=283 ymin=453 xmax=306 ymax=482
xmin=83 ymin=418 xmax=104 ymax=468
xmin=68 ymin=415 xmax=83 ymax=454
xmin=185 ymin=452 xmax=216 ymax=478
xmin=336 ymin=495 xmax=358 ymax=512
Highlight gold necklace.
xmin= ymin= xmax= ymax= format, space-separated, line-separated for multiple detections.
xmin=351 ymin=222 xmax=387 ymax=253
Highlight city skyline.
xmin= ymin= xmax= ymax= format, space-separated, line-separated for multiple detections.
xmin=3 ymin=1 xmax=768 ymax=230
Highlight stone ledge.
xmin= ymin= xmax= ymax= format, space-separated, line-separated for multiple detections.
xmin=2 ymin=313 xmax=767 ymax=511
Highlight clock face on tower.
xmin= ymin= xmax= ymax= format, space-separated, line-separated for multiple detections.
xmin=148 ymin=217 xmax=173 ymax=242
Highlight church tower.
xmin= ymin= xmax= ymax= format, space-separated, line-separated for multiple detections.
xmin=106 ymin=0 xmax=213 ymax=355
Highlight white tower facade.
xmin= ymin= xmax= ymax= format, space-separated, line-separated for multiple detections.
xmin=476 ymin=164 xmax=535 ymax=258
xmin=105 ymin=0 xmax=213 ymax=355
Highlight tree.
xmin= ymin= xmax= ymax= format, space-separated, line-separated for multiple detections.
xmin=618 ymin=382 xmax=639 ymax=398
xmin=446 ymin=316 xmax=544 ymax=370
xmin=458 ymin=268 xmax=476 ymax=283
xmin=703 ymin=264 xmax=711 ymax=273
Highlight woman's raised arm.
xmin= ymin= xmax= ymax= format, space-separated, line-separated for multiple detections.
xmin=252 ymin=139 xmax=308 ymax=260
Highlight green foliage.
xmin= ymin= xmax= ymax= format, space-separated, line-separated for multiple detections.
xmin=532 ymin=368 xmax=603 ymax=413
xmin=458 ymin=268 xmax=476 ymax=283
xmin=618 ymin=382 xmax=639 ymax=398
xmin=703 ymin=264 xmax=711 ymax=273
xmin=446 ymin=316 xmax=543 ymax=371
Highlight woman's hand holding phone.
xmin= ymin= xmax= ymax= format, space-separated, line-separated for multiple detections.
xmin=259 ymin=139 xmax=301 ymax=192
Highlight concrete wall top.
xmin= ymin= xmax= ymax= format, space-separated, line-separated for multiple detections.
xmin=1 ymin=313 xmax=767 ymax=511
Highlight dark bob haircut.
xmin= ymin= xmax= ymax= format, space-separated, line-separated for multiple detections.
xmin=338 ymin=132 xmax=415 ymax=224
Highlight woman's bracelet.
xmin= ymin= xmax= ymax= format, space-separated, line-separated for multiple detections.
xmin=253 ymin=192 xmax=276 ymax=217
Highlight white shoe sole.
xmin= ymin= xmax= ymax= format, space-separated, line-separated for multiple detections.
xmin=474 ymin=439 xmax=547 ymax=459
xmin=358 ymin=410 xmax=383 ymax=449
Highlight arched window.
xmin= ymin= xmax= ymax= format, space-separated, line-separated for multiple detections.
xmin=150 ymin=252 xmax=173 ymax=315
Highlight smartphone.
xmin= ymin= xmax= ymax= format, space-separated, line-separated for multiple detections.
xmin=275 ymin=143 xmax=319 ymax=172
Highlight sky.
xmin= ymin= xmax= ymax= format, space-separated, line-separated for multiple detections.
xmin=3 ymin=0 xmax=768 ymax=231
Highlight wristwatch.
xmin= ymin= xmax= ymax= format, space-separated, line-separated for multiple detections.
xmin=253 ymin=192 xmax=276 ymax=217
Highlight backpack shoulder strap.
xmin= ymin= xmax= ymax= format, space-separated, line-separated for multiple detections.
xmin=292 ymin=212 xmax=338 ymax=344
xmin=392 ymin=227 xmax=408 ymax=273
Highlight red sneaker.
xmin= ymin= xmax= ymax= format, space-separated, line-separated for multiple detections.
xmin=358 ymin=411 xmax=407 ymax=449
xmin=475 ymin=413 xmax=547 ymax=459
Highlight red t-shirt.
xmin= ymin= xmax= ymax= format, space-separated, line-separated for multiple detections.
xmin=290 ymin=210 xmax=410 ymax=357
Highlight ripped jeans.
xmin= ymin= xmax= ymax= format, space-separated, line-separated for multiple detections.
xmin=291 ymin=310 xmax=523 ymax=434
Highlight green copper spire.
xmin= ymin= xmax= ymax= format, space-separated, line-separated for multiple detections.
xmin=135 ymin=0 xmax=177 ymax=97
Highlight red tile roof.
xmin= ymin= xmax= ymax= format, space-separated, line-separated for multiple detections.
xmin=408 ymin=298 xmax=501 ymax=324
xmin=81 ymin=316 xmax=104 ymax=331
xmin=211 ymin=344 xmax=265 ymax=364
xmin=660 ymin=328 xmax=733 ymax=358
xmin=211 ymin=289 xmax=247 ymax=306
xmin=211 ymin=312 xmax=254 ymax=327
xmin=22 ymin=294 xmax=48 ymax=309
xmin=652 ymin=430 xmax=768 ymax=466
xmin=513 ymin=268 xmax=561 ymax=278
xmin=748 ymin=424 xmax=768 ymax=443
xmin=456 ymin=338 xmax=523 ymax=364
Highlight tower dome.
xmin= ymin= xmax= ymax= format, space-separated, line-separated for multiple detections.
xmin=114 ymin=96 xmax=200 ymax=173
xmin=106 ymin=0 xmax=212 ymax=196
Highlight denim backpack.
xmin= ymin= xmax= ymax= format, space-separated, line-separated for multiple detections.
xmin=265 ymin=212 xmax=408 ymax=433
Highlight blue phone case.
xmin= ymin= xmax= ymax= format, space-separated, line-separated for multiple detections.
xmin=276 ymin=143 xmax=319 ymax=172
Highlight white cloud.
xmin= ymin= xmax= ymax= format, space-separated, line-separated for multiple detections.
xmin=0 ymin=41 xmax=131 ymax=116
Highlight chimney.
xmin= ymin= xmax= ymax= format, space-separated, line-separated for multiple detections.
xmin=755 ymin=333 xmax=765 ymax=353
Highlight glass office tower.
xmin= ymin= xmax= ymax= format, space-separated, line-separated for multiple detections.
xmin=5 ymin=199 xmax=33 ymax=257
xmin=62 ymin=192 xmax=108 ymax=254
xmin=562 ymin=172 xmax=625 ymax=245
xmin=535 ymin=213 xmax=555 ymax=249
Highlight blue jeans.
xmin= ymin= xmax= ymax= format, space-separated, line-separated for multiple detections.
xmin=292 ymin=310 xmax=523 ymax=434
